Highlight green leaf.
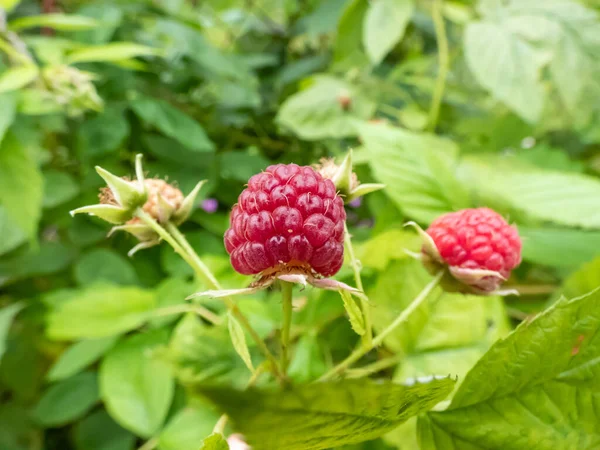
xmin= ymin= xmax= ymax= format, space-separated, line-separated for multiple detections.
xmin=0 ymin=133 xmax=43 ymax=240
xmin=551 ymin=256 xmax=600 ymax=304
xmin=42 ymin=170 xmax=80 ymax=208
xmin=0 ymin=401 xmax=40 ymax=450
xmin=0 ymin=0 xmax=21 ymax=12
xmin=47 ymin=336 xmax=118 ymax=382
xmin=0 ymin=65 xmax=41 ymax=94
xmin=159 ymin=405 xmax=221 ymax=450
xmin=340 ymin=290 xmax=365 ymax=336
xmin=419 ymin=288 xmax=600 ymax=449
xmin=464 ymin=21 xmax=545 ymax=123
xmin=199 ymin=433 xmax=229 ymax=450
xmin=130 ymin=96 xmax=214 ymax=153
xmin=74 ymin=249 xmax=139 ymax=286
xmin=100 ymin=329 xmax=174 ymax=438
xmin=0 ymin=207 xmax=25 ymax=256
xmin=461 ymin=157 xmax=600 ymax=229
xmin=46 ymin=285 xmax=155 ymax=340
xmin=288 ymin=334 xmax=327 ymax=384
xmin=33 ymin=372 xmax=99 ymax=427
xmin=520 ymin=226 xmax=600 ymax=268
xmin=363 ymin=0 xmax=414 ymax=65
xmin=77 ymin=106 xmax=129 ymax=156
xmin=358 ymin=122 xmax=469 ymax=224
xmin=198 ymin=378 xmax=454 ymax=450
xmin=74 ymin=409 xmax=136 ymax=450
xmin=334 ymin=0 xmax=370 ymax=68
xmin=355 ymin=228 xmax=420 ymax=271
xmin=10 ymin=13 xmax=99 ymax=31
xmin=149 ymin=277 xmax=195 ymax=328
xmin=0 ymin=93 xmax=16 ymax=144
xmin=0 ymin=302 xmax=24 ymax=364
xmin=227 ymin=312 xmax=255 ymax=373
xmin=66 ymin=42 xmax=161 ymax=64
xmin=276 ymin=75 xmax=376 ymax=140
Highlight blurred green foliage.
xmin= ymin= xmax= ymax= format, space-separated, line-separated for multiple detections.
xmin=2 ymin=0 xmax=600 ymax=449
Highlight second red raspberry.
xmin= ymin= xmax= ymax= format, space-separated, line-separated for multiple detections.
xmin=224 ymin=164 xmax=346 ymax=277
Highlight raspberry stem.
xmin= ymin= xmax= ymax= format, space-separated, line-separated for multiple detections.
xmin=344 ymin=222 xmax=373 ymax=348
xmin=135 ymin=209 xmax=284 ymax=381
xmin=317 ymin=271 xmax=443 ymax=382
xmin=280 ymin=281 xmax=293 ymax=373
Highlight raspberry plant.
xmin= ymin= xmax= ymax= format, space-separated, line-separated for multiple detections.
xmin=2 ymin=1 xmax=600 ymax=450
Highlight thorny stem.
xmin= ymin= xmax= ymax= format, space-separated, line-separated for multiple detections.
xmin=344 ymin=222 xmax=373 ymax=348
xmin=163 ymin=221 xmax=284 ymax=382
xmin=317 ymin=271 xmax=443 ymax=381
xmin=135 ymin=210 xmax=283 ymax=381
xmin=153 ymin=304 xmax=222 ymax=325
xmin=280 ymin=281 xmax=294 ymax=374
xmin=427 ymin=0 xmax=449 ymax=132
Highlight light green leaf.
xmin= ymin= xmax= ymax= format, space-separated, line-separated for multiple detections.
xmin=551 ymin=256 xmax=600 ymax=304
xmin=0 ymin=64 xmax=40 ymax=93
xmin=0 ymin=133 xmax=43 ymax=240
xmin=0 ymin=0 xmax=21 ymax=12
xmin=462 ymin=157 xmax=600 ymax=229
xmin=0 ymin=206 xmax=26 ymax=256
xmin=199 ymin=433 xmax=229 ymax=450
xmin=74 ymin=249 xmax=139 ymax=286
xmin=227 ymin=312 xmax=255 ymax=373
xmin=355 ymin=228 xmax=420 ymax=271
xmin=276 ymin=75 xmax=376 ymax=140
xmin=419 ymin=288 xmax=600 ymax=449
xmin=130 ymin=96 xmax=214 ymax=153
xmin=159 ymin=405 xmax=221 ymax=450
xmin=47 ymin=336 xmax=118 ymax=382
xmin=340 ymin=290 xmax=365 ymax=336
xmin=66 ymin=43 xmax=161 ymax=64
xmin=0 ymin=302 xmax=24 ymax=364
xmin=363 ymin=0 xmax=414 ymax=65
xmin=288 ymin=334 xmax=327 ymax=384
xmin=42 ymin=170 xmax=80 ymax=208
xmin=100 ymin=329 xmax=174 ymax=438
xmin=33 ymin=372 xmax=99 ymax=427
xmin=10 ymin=13 xmax=99 ymax=31
xmin=520 ymin=226 xmax=600 ymax=268
xmin=0 ymin=93 xmax=16 ymax=144
xmin=198 ymin=378 xmax=454 ymax=450
xmin=46 ymin=285 xmax=155 ymax=340
xmin=74 ymin=409 xmax=136 ymax=450
xmin=358 ymin=122 xmax=469 ymax=224
xmin=464 ymin=21 xmax=546 ymax=123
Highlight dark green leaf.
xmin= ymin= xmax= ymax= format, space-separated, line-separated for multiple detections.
xmin=130 ymin=96 xmax=214 ymax=153
xmin=33 ymin=372 xmax=99 ymax=427
xmin=42 ymin=170 xmax=80 ymax=208
xmin=46 ymin=285 xmax=155 ymax=340
xmin=74 ymin=249 xmax=139 ymax=286
xmin=0 ymin=302 xmax=24 ymax=364
xmin=288 ymin=334 xmax=327 ymax=383
xmin=0 ymin=207 xmax=25 ymax=256
xmin=74 ymin=409 xmax=136 ymax=450
xmin=197 ymin=378 xmax=455 ymax=450
xmin=77 ymin=106 xmax=129 ymax=157
xmin=419 ymin=288 xmax=600 ymax=449
xmin=100 ymin=329 xmax=174 ymax=438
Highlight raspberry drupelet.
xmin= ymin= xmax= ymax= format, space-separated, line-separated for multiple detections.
xmin=224 ymin=164 xmax=346 ymax=278
xmin=422 ymin=207 xmax=522 ymax=293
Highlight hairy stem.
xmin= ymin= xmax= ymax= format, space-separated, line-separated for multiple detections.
xmin=280 ymin=281 xmax=293 ymax=374
xmin=317 ymin=272 xmax=443 ymax=381
xmin=427 ymin=0 xmax=449 ymax=132
xmin=135 ymin=211 xmax=283 ymax=381
xmin=344 ymin=222 xmax=372 ymax=348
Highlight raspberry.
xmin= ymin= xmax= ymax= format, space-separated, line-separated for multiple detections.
xmin=424 ymin=208 xmax=522 ymax=292
xmin=224 ymin=164 xmax=346 ymax=278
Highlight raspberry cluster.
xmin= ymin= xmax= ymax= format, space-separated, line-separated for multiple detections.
xmin=224 ymin=164 xmax=346 ymax=277
xmin=425 ymin=208 xmax=522 ymax=285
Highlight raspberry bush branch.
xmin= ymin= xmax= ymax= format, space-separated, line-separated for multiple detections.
xmin=317 ymin=271 xmax=444 ymax=381
xmin=344 ymin=221 xmax=373 ymax=348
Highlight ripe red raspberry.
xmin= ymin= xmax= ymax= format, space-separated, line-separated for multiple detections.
xmin=224 ymin=164 xmax=346 ymax=278
xmin=423 ymin=208 xmax=522 ymax=293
